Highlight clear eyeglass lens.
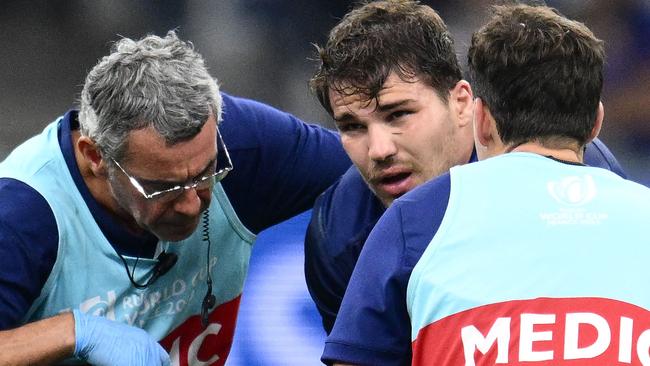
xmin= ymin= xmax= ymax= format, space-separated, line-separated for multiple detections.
xmin=153 ymin=188 xmax=184 ymax=202
xmin=151 ymin=174 xmax=218 ymax=202
xmin=195 ymin=175 xmax=216 ymax=190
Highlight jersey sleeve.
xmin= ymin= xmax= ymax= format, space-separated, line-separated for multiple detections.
xmin=218 ymin=93 xmax=351 ymax=234
xmin=0 ymin=178 xmax=58 ymax=329
xmin=584 ymin=137 xmax=627 ymax=178
xmin=322 ymin=174 xmax=452 ymax=366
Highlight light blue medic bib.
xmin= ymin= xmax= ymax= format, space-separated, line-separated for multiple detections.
xmin=0 ymin=118 xmax=255 ymax=365
xmin=406 ymin=153 xmax=650 ymax=365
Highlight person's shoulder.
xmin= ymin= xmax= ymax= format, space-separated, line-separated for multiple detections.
xmin=0 ymin=177 xmax=58 ymax=266
xmin=396 ymin=172 xmax=452 ymax=209
xmin=584 ymin=137 xmax=626 ymax=178
xmin=220 ymin=92 xmax=276 ymax=117
xmin=218 ymin=93 xmax=268 ymax=148
xmin=386 ymin=173 xmax=452 ymax=257
xmin=0 ymin=178 xmax=48 ymax=213
xmin=0 ymin=178 xmax=56 ymax=228
xmin=220 ymin=92 xmax=297 ymax=129
xmin=218 ymin=92 xmax=315 ymax=149
xmin=617 ymin=172 xmax=650 ymax=198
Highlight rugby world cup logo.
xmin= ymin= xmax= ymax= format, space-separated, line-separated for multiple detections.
xmin=547 ymin=175 xmax=597 ymax=206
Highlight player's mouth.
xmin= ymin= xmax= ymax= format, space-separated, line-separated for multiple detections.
xmin=373 ymin=171 xmax=414 ymax=198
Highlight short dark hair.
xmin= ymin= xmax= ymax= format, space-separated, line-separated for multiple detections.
xmin=468 ymin=4 xmax=605 ymax=147
xmin=311 ymin=0 xmax=462 ymax=115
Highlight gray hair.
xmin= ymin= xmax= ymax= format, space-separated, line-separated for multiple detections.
xmin=79 ymin=30 xmax=222 ymax=161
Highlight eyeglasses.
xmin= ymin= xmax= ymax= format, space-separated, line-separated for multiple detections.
xmin=111 ymin=129 xmax=233 ymax=201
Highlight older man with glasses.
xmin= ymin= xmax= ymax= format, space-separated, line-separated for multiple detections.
xmin=0 ymin=31 xmax=350 ymax=366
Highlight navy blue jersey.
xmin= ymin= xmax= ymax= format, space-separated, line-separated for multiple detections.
xmin=305 ymin=139 xmax=626 ymax=334
xmin=0 ymin=93 xmax=351 ymax=329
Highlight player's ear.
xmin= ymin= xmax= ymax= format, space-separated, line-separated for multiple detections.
xmin=587 ymin=101 xmax=604 ymax=143
xmin=450 ymin=80 xmax=473 ymax=128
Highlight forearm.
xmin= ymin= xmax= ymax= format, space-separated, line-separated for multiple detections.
xmin=0 ymin=312 xmax=75 ymax=366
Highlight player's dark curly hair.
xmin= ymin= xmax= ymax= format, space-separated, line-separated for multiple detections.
xmin=468 ymin=4 xmax=605 ymax=147
xmin=310 ymin=0 xmax=462 ymax=115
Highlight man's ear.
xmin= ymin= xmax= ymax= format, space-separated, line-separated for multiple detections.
xmin=450 ymin=80 xmax=474 ymax=128
xmin=473 ymin=97 xmax=493 ymax=148
xmin=588 ymin=101 xmax=604 ymax=143
xmin=77 ymin=136 xmax=107 ymax=176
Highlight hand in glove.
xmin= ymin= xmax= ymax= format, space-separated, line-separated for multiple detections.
xmin=73 ymin=309 xmax=170 ymax=366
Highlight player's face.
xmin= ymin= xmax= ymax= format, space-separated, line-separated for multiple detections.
xmin=107 ymin=115 xmax=218 ymax=242
xmin=329 ymin=72 xmax=473 ymax=207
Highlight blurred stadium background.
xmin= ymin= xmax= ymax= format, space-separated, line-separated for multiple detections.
xmin=0 ymin=1 xmax=647 ymax=365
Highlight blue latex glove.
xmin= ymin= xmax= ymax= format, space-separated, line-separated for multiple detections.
xmin=73 ymin=309 xmax=171 ymax=366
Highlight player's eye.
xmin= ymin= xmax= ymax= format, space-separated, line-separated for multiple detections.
xmin=337 ymin=122 xmax=366 ymax=133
